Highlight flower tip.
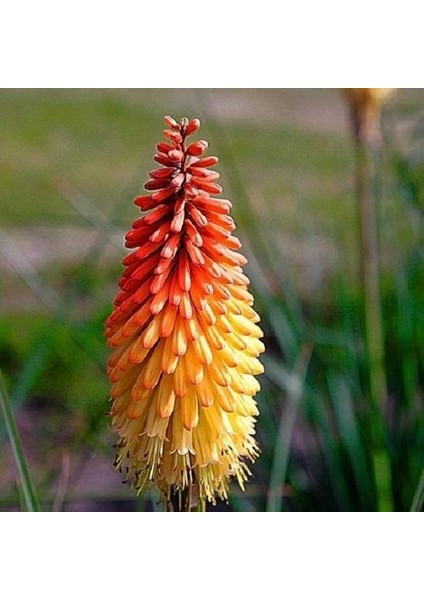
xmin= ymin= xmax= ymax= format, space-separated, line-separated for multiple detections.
xmin=164 ymin=115 xmax=179 ymax=130
xmin=186 ymin=118 xmax=201 ymax=136
xmin=163 ymin=115 xmax=201 ymax=137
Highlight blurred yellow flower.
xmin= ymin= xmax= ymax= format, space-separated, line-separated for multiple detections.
xmin=342 ymin=88 xmax=395 ymax=138
xmin=342 ymin=88 xmax=394 ymax=107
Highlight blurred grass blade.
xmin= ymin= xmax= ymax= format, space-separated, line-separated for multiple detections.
xmin=410 ymin=469 xmax=424 ymax=512
xmin=266 ymin=344 xmax=312 ymax=512
xmin=57 ymin=180 xmax=124 ymax=249
xmin=395 ymin=267 xmax=420 ymax=410
xmin=327 ymin=373 xmax=375 ymax=510
xmin=0 ymin=368 xmax=40 ymax=512
xmin=309 ymin=390 xmax=354 ymax=510
xmin=52 ymin=450 xmax=71 ymax=512
xmin=0 ymin=227 xmax=60 ymax=311
xmin=0 ymin=337 xmax=52 ymax=443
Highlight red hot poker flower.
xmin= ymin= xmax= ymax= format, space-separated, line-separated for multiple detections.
xmin=106 ymin=116 xmax=264 ymax=510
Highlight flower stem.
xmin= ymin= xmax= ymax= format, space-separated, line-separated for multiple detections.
xmin=349 ymin=99 xmax=393 ymax=511
xmin=0 ymin=368 xmax=40 ymax=511
xmin=166 ymin=483 xmax=203 ymax=512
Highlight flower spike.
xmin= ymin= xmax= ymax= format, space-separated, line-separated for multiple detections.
xmin=106 ymin=116 xmax=264 ymax=510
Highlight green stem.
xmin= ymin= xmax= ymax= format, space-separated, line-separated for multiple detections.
xmin=355 ymin=138 xmax=387 ymax=416
xmin=410 ymin=469 xmax=424 ymax=512
xmin=352 ymin=104 xmax=393 ymax=511
xmin=0 ymin=368 xmax=40 ymax=511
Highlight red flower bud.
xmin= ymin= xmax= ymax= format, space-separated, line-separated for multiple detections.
xmin=186 ymin=140 xmax=209 ymax=156
xmin=185 ymin=118 xmax=201 ymax=136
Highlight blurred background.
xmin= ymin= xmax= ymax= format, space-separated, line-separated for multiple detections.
xmin=0 ymin=88 xmax=423 ymax=511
